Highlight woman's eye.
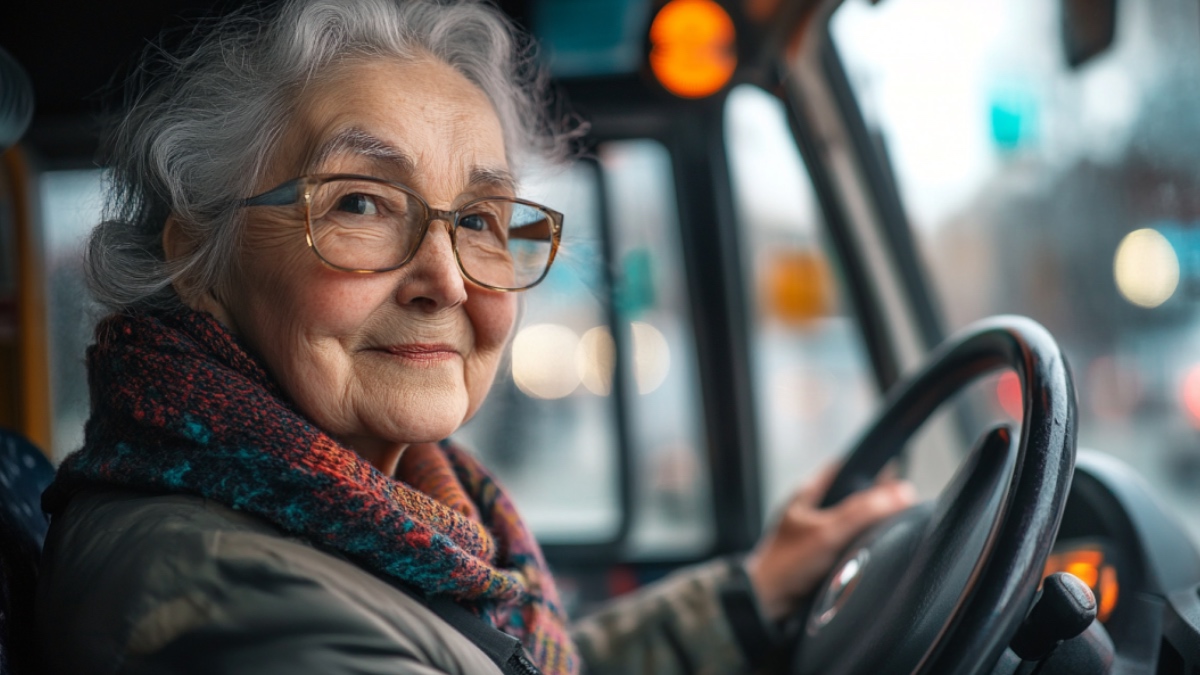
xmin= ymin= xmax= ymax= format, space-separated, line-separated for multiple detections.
xmin=459 ymin=214 xmax=488 ymax=231
xmin=336 ymin=193 xmax=379 ymax=216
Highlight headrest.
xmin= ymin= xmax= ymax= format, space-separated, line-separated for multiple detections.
xmin=0 ymin=47 xmax=33 ymax=152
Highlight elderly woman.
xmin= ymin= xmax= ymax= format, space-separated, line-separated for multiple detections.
xmin=33 ymin=1 xmax=914 ymax=673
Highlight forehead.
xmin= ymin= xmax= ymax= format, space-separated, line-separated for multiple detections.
xmin=275 ymin=58 xmax=510 ymax=188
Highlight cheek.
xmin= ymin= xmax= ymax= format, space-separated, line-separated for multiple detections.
xmin=294 ymin=273 xmax=385 ymax=333
xmin=227 ymin=234 xmax=387 ymax=393
xmin=469 ymin=292 xmax=518 ymax=353
xmin=237 ymin=248 xmax=368 ymax=339
xmin=463 ymin=292 xmax=517 ymax=409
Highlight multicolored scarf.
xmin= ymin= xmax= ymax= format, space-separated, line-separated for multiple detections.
xmin=42 ymin=308 xmax=578 ymax=674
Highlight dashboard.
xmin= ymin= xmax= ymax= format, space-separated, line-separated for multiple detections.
xmin=1048 ymin=450 xmax=1200 ymax=671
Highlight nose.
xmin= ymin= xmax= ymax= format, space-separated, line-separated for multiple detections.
xmin=393 ymin=219 xmax=467 ymax=310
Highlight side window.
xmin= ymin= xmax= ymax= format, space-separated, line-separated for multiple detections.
xmin=724 ymin=85 xmax=879 ymax=510
xmin=471 ymin=140 xmax=715 ymax=556
xmin=600 ymin=139 xmax=712 ymax=557
xmin=39 ymin=169 xmax=103 ymax=461
xmin=458 ymin=161 xmax=624 ymax=542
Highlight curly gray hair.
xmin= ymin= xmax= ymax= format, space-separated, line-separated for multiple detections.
xmin=87 ymin=0 xmax=568 ymax=312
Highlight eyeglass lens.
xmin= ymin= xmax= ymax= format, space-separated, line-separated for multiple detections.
xmin=307 ymin=178 xmax=555 ymax=289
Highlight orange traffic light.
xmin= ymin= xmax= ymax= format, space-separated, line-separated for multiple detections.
xmin=649 ymin=0 xmax=737 ymax=98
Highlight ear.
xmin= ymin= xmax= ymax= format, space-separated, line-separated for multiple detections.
xmin=162 ymin=215 xmax=239 ymax=332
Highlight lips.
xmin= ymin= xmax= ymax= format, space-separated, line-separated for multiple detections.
xmin=374 ymin=343 xmax=460 ymax=362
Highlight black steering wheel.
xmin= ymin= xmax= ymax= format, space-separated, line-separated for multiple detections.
xmin=792 ymin=315 xmax=1077 ymax=675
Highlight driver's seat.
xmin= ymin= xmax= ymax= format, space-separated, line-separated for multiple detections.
xmin=0 ymin=429 xmax=54 ymax=675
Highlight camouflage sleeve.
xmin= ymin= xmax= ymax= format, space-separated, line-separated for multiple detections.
xmin=570 ymin=558 xmax=782 ymax=675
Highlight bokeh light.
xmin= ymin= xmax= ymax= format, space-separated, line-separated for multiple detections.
xmin=631 ymin=321 xmax=671 ymax=394
xmin=512 ymin=324 xmax=581 ymax=399
xmin=1181 ymin=364 xmax=1200 ymax=427
xmin=1113 ymin=228 xmax=1179 ymax=308
xmin=576 ymin=326 xmax=616 ymax=396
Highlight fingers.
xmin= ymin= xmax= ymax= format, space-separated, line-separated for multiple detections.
xmin=748 ymin=473 xmax=918 ymax=620
xmin=795 ymin=460 xmax=843 ymax=507
xmin=831 ymin=480 xmax=917 ymax=539
xmin=794 ymin=459 xmax=901 ymax=509
xmin=876 ymin=460 xmax=901 ymax=484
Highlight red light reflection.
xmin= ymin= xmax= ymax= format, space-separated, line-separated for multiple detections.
xmin=996 ymin=371 xmax=1022 ymax=420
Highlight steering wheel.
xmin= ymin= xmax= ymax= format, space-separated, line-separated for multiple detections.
xmin=792 ymin=315 xmax=1077 ymax=675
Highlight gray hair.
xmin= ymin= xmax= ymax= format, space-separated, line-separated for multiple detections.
xmin=87 ymin=0 xmax=570 ymax=312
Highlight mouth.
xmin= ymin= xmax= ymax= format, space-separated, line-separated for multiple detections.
xmin=372 ymin=343 xmax=461 ymax=363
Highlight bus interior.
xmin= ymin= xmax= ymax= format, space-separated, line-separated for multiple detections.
xmin=3 ymin=0 xmax=1200 ymax=672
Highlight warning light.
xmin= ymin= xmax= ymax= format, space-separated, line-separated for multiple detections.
xmin=649 ymin=0 xmax=737 ymax=98
xmin=1099 ymin=564 xmax=1119 ymax=621
xmin=1043 ymin=545 xmax=1119 ymax=623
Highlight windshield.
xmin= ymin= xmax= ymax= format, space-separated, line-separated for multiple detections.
xmin=832 ymin=0 xmax=1200 ymax=542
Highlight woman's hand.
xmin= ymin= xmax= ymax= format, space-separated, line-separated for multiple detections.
xmin=744 ymin=462 xmax=917 ymax=621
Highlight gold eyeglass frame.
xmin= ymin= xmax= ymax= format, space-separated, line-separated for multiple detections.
xmin=242 ymin=173 xmax=564 ymax=292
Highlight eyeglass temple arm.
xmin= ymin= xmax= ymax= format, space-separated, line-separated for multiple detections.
xmin=243 ymin=179 xmax=304 ymax=207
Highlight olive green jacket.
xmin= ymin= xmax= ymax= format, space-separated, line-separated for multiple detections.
xmin=35 ymin=490 xmax=771 ymax=675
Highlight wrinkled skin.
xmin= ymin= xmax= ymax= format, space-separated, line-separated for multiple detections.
xmin=167 ymin=57 xmax=517 ymax=476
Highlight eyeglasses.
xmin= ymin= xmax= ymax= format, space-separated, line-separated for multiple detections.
xmin=242 ymin=173 xmax=563 ymax=292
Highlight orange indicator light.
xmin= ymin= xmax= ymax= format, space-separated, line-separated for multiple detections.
xmin=1043 ymin=546 xmax=1119 ymax=623
xmin=649 ymin=0 xmax=737 ymax=98
xmin=1065 ymin=561 xmax=1098 ymax=588
xmin=1099 ymin=564 xmax=1119 ymax=622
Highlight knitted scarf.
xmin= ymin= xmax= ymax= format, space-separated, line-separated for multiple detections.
xmin=42 ymin=309 xmax=578 ymax=675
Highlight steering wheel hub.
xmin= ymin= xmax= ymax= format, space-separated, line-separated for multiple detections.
xmin=811 ymin=547 xmax=870 ymax=631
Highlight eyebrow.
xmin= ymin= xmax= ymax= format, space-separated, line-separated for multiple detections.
xmin=470 ymin=166 xmax=519 ymax=196
xmin=311 ymin=127 xmax=519 ymax=196
xmin=310 ymin=127 xmax=415 ymax=174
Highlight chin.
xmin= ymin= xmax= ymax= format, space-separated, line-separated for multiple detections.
xmin=394 ymin=422 xmax=463 ymax=445
xmin=382 ymin=400 xmax=469 ymax=444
